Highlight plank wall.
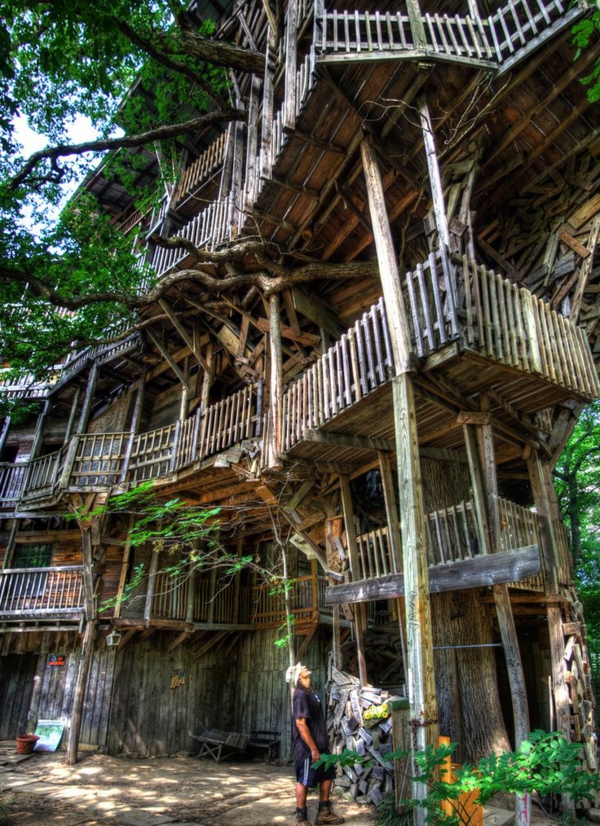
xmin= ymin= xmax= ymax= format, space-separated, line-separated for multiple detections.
xmin=106 ymin=630 xmax=239 ymax=756
xmin=0 ymin=653 xmax=37 ymax=739
xmin=234 ymin=627 xmax=331 ymax=761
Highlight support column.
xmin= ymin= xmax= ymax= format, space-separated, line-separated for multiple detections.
xmin=267 ymin=293 xmax=283 ymax=468
xmin=463 ymin=404 xmax=531 ymax=826
xmin=418 ymin=97 xmax=450 ymax=251
xmin=378 ymin=451 xmax=407 ymax=677
xmin=283 ymin=0 xmax=298 ymax=129
xmin=339 ymin=475 xmax=368 ymax=687
xmin=526 ymin=450 xmax=559 ymax=594
xmin=361 ymin=136 xmax=437 ymax=825
xmin=66 ymin=619 xmax=95 ymax=766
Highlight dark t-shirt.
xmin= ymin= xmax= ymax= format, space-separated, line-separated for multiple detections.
xmin=293 ymin=686 xmax=330 ymax=760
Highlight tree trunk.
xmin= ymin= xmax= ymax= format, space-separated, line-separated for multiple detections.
xmin=432 ymin=589 xmax=511 ymax=763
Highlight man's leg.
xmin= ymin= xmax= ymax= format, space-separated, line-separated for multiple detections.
xmin=296 ymin=782 xmax=308 ymax=809
xmin=315 ymin=780 xmax=344 ymax=825
xmin=318 ymin=779 xmax=332 ymax=802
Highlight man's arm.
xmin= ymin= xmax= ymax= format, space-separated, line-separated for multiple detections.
xmin=296 ymin=717 xmax=320 ymax=762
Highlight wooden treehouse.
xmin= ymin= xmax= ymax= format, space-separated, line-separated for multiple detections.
xmin=0 ymin=0 xmax=599 ymax=804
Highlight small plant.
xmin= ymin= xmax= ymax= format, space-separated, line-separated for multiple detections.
xmin=318 ymin=731 xmax=600 ymax=826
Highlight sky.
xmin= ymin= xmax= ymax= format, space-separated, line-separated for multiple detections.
xmin=13 ymin=113 xmax=101 ymax=230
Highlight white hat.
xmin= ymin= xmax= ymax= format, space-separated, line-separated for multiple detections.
xmin=285 ymin=662 xmax=307 ymax=686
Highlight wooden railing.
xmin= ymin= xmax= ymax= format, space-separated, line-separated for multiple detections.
xmin=175 ymin=132 xmax=227 ymax=204
xmin=151 ymin=194 xmax=240 ymax=278
xmin=70 ymin=433 xmax=129 ymax=487
xmin=282 ymin=296 xmax=395 ymax=450
xmin=4 ymin=383 xmax=262 ymax=505
xmin=459 ymin=257 xmax=599 ymax=399
xmin=356 ymin=497 xmax=540 ymax=580
xmin=0 ymin=566 xmax=84 ymax=616
xmin=23 ymin=451 xmax=61 ymax=500
xmin=0 ymin=463 xmax=27 ymax=507
xmin=318 ymin=0 xmax=580 ymax=70
xmin=251 ymin=574 xmax=318 ymax=626
xmin=356 ymin=526 xmax=394 ymax=579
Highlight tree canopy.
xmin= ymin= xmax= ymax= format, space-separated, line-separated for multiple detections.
xmin=0 ymin=0 xmax=255 ymax=394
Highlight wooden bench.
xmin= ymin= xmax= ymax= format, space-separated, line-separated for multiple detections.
xmin=247 ymin=730 xmax=280 ymax=762
xmin=191 ymin=729 xmax=248 ymax=762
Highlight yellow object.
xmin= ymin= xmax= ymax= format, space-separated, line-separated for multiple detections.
xmin=438 ymin=736 xmax=483 ymax=826
xmin=364 ymin=702 xmax=390 ymax=722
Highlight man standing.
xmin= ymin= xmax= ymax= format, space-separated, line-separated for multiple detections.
xmin=286 ymin=663 xmax=345 ymax=826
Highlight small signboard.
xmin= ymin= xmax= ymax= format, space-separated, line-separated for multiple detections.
xmin=33 ymin=720 xmax=65 ymax=752
xmin=47 ymin=654 xmax=66 ymax=667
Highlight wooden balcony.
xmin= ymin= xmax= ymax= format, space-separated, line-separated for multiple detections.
xmin=250 ymin=575 xmax=337 ymax=629
xmin=326 ymin=495 xmax=574 ymax=605
xmin=0 ymin=566 xmax=84 ymax=620
xmin=3 ymin=382 xmax=262 ymax=510
xmin=1 ymin=252 xmax=597 ymax=514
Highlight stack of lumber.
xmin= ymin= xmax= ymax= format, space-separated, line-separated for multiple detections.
xmin=327 ymin=666 xmax=403 ymax=806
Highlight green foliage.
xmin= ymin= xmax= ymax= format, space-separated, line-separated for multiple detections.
xmin=555 ymin=400 xmax=600 ymax=714
xmin=572 ymin=4 xmax=600 ymax=103
xmin=0 ymin=1 xmax=231 ymax=405
xmin=318 ymin=732 xmax=600 ymax=826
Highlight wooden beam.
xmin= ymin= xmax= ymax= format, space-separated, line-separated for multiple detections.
xmin=158 ymin=300 xmax=210 ymax=373
xmin=66 ymin=620 xmax=96 ymax=765
xmin=362 ymin=136 xmax=437 ymax=809
xmin=147 ymin=329 xmax=189 ymax=389
xmin=339 ymin=474 xmax=368 ymax=687
xmin=303 ymin=429 xmax=394 ymax=452
xmin=325 ymin=545 xmax=541 ymax=603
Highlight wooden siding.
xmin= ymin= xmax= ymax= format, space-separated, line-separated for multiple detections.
xmin=0 ymin=653 xmax=37 ymax=739
xmin=234 ymin=627 xmax=330 ymax=761
xmin=107 ymin=632 xmax=239 ymax=756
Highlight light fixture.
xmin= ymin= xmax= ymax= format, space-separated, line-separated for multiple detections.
xmin=106 ymin=630 xmax=122 ymax=647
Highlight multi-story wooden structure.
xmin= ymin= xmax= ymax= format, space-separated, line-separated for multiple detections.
xmin=1 ymin=0 xmax=599 ymax=798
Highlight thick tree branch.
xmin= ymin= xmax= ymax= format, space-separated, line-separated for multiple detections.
xmin=116 ymin=19 xmax=230 ymax=110
xmin=178 ymin=23 xmax=265 ymax=75
xmin=9 ymin=108 xmax=246 ymax=191
xmin=3 ymin=256 xmax=378 ymax=312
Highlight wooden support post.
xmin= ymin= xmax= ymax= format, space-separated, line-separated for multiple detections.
xmin=81 ymin=528 xmax=95 ymax=621
xmin=360 ymin=137 xmax=412 ymax=374
xmin=379 ymin=451 xmax=408 ymax=671
xmin=464 ymin=408 xmax=531 ymax=826
xmin=63 ymin=388 xmax=81 ymax=445
xmin=405 ymin=0 xmax=426 ymax=48
xmin=77 ymin=362 xmax=99 ymax=435
xmin=261 ymin=31 xmax=275 ymax=178
xmin=245 ymin=76 xmax=262 ymax=209
xmin=526 ymin=451 xmax=559 ymax=594
xmin=143 ymin=545 xmax=161 ymax=623
xmin=362 ymin=135 xmax=437 ymax=824
xmin=114 ymin=515 xmax=135 ymax=619
xmin=547 ymin=603 xmax=572 ymax=742
xmin=66 ymin=619 xmax=95 ymax=766
xmin=339 ymin=474 xmax=368 ymax=687
xmin=267 ymin=293 xmax=283 ymax=468
xmin=284 ymin=0 xmax=298 ymax=129
xmin=418 ymin=97 xmax=451 ymax=251
xmin=186 ymin=563 xmax=197 ymax=624
xmin=120 ymin=377 xmax=145 ymax=483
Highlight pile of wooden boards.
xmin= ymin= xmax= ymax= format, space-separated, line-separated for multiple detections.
xmin=327 ymin=666 xmax=403 ymax=806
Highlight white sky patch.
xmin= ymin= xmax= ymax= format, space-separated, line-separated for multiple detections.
xmin=14 ymin=113 xmax=103 ymax=233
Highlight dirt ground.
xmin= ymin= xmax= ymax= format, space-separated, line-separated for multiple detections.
xmin=0 ymin=748 xmax=561 ymax=826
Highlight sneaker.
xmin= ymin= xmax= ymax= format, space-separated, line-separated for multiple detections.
xmin=315 ymin=805 xmax=345 ymax=825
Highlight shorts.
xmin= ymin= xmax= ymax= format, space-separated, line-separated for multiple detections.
xmin=295 ymin=755 xmax=336 ymax=787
